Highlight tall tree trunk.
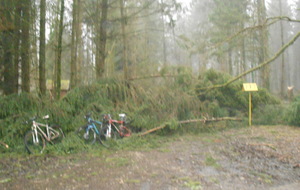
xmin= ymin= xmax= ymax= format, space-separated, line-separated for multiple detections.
xmin=39 ymin=0 xmax=46 ymax=95
xmin=76 ymin=0 xmax=83 ymax=84
xmin=161 ymin=0 xmax=167 ymax=67
xmin=279 ymin=0 xmax=286 ymax=97
xmin=54 ymin=0 xmax=65 ymax=99
xmin=2 ymin=0 xmax=14 ymax=95
xmin=294 ymin=0 xmax=300 ymax=90
xmin=70 ymin=0 xmax=78 ymax=89
xmin=21 ymin=0 xmax=31 ymax=93
xmin=32 ymin=1 xmax=39 ymax=91
xmin=53 ymin=2 xmax=59 ymax=98
xmin=240 ymin=22 xmax=246 ymax=79
xmin=120 ymin=0 xmax=128 ymax=80
xmin=257 ymin=0 xmax=269 ymax=89
xmin=96 ymin=0 xmax=108 ymax=79
xmin=228 ymin=47 xmax=233 ymax=75
xmin=13 ymin=3 xmax=21 ymax=94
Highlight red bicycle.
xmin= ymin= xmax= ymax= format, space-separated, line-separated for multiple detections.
xmin=99 ymin=114 xmax=132 ymax=147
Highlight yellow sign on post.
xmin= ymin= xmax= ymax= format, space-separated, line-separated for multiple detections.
xmin=242 ymin=83 xmax=258 ymax=126
xmin=242 ymin=83 xmax=258 ymax=92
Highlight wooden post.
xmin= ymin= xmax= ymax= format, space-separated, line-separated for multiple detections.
xmin=243 ymin=83 xmax=258 ymax=126
xmin=249 ymin=92 xmax=252 ymax=126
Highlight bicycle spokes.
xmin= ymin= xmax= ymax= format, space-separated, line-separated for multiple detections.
xmin=77 ymin=125 xmax=97 ymax=144
xmin=25 ymin=131 xmax=46 ymax=154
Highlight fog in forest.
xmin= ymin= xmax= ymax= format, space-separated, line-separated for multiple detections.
xmin=0 ymin=0 xmax=300 ymax=98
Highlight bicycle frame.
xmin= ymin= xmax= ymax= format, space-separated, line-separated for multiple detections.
xmin=86 ymin=117 xmax=102 ymax=135
xmin=109 ymin=119 xmax=124 ymax=134
xmin=31 ymin=120 xmax=60 ymax=143
xmin=103 ymin=114 xmax=130 ymax=137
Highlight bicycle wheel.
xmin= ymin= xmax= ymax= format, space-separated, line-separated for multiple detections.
xmin=50 ymin=125 xmax=65 ymax=144
xmin=24 ymin=131 xmax=46 ymax=154
xmin=119 ymin=126 xmax=132 ymax=138
xmin=99 ymin=126 xmax=118 ymax=148
xmin=76 ymin=125 xmax=96 ymax=144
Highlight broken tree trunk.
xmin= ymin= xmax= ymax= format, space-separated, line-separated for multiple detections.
xmin=138 ymin=117 xmax=242 ymax=136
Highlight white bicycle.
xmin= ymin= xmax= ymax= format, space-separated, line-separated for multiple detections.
xmin=24 ymin=115 xmax=65 ymax=154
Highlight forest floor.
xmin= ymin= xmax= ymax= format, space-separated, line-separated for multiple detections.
xmin=1 ymin=125 xmax=300 ymax=190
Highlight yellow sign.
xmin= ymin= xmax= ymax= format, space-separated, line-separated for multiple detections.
xmin=242 ymin=83 xmax=258 ymax=126
xmin=242 ymin=83 xmax=258 ymax=92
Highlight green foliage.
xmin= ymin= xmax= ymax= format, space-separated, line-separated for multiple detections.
xmin=0 ymin=69 xmax=284 ymax=154
xmin=196 ymin=69 xmax=280 ymax=118
xmin=0 ymin=93 xmax=40 ymax=119
xmin=253 ymin=104 xmax=287 ymax=125
xmin=285 ymin=96 xmax=300 ymax=126
xmin=0 ymin=76 xmax=203 ymax=153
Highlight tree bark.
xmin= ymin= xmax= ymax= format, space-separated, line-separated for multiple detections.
xmin=161 ymin=0 xmax=167 ymax=67
xmin=120 ymin=0 xmax=129 ymax=80
xmin=13 ymin=3 xmax=21 ymax=94
xmin=54 ymin=0 xmax=65 ymax=99
xmin=279 ymin=0 xmax=286 ymax=97
xmin=257 ymin=0 xmax=270 ymax=89
xmin=70 ymin=0 xmax=78 ymax=89
xmin=1 ymin=0 xmax=15 ymax=95
xmin=39 ymin=0 xmax=46 ymax=96
xmin=76 ymin=0 xmax=83 ymax=84
xmin=96 ymin=0 xmax=108 ymax=80
xmin=21 ymin=0 xmax=31 ymax=93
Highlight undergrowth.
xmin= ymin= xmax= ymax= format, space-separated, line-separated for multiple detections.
xmin=196 ymin=69 xmax=280 ymax=118
xmin=0 ymin=68 xmax=287 ymax=155
xmin=285 ymin=95 xmax=300 ymax=126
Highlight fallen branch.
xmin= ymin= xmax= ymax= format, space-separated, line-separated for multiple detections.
xmin=0 ymin=141 xmax=9 ymax=149
xmin=178 ymin=117 xmax=242 ymax=124
xmin=128 ymin=74 xmax=178 ymax=81
xmin=196 ymin=31 xmax=300 ymax=91
xmin=138 ymin=117 xmax=242 ymax=136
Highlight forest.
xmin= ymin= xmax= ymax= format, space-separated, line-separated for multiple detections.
xmin=1 ymin=0 xmax=300 ymax=189
xmin=0 ymin=0 xmax=300 ymax=150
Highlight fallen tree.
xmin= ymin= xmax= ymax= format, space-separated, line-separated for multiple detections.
xmin=0 ymin=141 xmax=9 ymax=149
xmin=138 ymin=117 xmax=242 ymax=136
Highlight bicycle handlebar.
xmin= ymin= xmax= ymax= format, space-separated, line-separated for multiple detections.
xmin=84 ymin=114 xmax=103 ymax=125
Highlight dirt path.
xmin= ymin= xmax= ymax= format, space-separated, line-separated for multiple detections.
xmin=1 ymin=125 xmax=300 ymax=190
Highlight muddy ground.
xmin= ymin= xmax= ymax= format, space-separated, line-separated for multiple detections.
xmin=1 ymin=125 xmax=300 ymax=190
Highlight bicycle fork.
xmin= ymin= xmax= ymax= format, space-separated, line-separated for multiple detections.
xmin=32 ymin=125 xmax=39 ymax=144
xmin=106 ymin=124 xmax=112 ymax=138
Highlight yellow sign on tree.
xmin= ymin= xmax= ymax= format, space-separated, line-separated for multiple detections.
xmin=242 ymin=83 xmax=258 ymax=126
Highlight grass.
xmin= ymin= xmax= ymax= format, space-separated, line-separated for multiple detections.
xmin=250 ymin=136 xmax=267 ymax=142
xmin=25 ymin=175 xmax=35 ymax=179
xmin=125 ymin=179 xmax=140 ymax=184
xmin=204 ymin=155 xmax=220 ymax=169
xmin=105 ymin=157 xmax=130 ymax=167
xmin=250 ymin=171 xmax=273 ymax=184
xmin=179 ymin=177 xmax=202 ymax=190
xmin=0 ymin=178 xmax=12 ymax=184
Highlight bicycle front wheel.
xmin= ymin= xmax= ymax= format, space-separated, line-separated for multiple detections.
xmin=76 ymin=125 xmax=96 ymax=144
xmin=99 ymin=126 xmax=118 ymax=148
xmin=24 ymin=131 xmax=46 ymax=154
